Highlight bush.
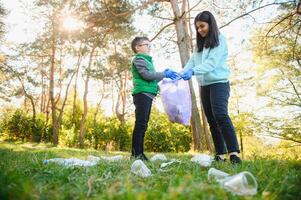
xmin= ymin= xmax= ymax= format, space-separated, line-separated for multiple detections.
xmin=145 ymin=109 xmax=192 ymax=152
xmin=0 ymin=109 xmax=50 ymax=143
xmin=86 ymin=117 xmax=131 ymax=151
xmin=60 ymin=125 xmax=79 ymax=147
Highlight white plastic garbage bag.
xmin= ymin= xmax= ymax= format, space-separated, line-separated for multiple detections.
xmin=150 ymin=154 xmax=167 ymax=162
xmin=87 ymin=155 xmax=101 ymax=163
xmin=131 ymin=159 xmax=152 ymax=178
xmin=100 ymin=155 xmax=124 ymax=162
xmin=43 ymin=157 xmax=98 ymax=167
xmin=158 ymin=78 xmax=191 ymax=125
xmin=191 ymin=154 xmax=213 ymax=167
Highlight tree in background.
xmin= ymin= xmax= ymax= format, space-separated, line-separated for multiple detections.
xmin=251 ymin=1 xmax=301 ymax=143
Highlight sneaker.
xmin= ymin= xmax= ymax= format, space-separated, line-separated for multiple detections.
xmin=230 ymin=155 xmax=242 ymax=164
xmin=214 ymin=155 xmax=226 ymax=162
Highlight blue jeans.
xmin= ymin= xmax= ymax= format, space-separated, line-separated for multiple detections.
xmin=131 ymin=93 xmax=153 ymax=156
xmin=200 ymin=82 xmax=240 ymax=154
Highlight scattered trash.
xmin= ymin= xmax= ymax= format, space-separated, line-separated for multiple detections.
xmin=220 ymin=171 xmax=258 ymax=196
xmin=208 ymin=167 xmax=230 ymax=182
xmin=208 ymin=168 xmax=258 ymax=196
xmin=150 ymin=154 xmax=167 ymax=162
xmin=131 ymin=159 xmax=152 ymax=177
xmin=43 ymin=157 xmax=98 ymax=167
xmin=43 ymin=154 xmax=125 ymax=167
xmin=191 ymin=154 xmax=213 ymax=167
xmin=87 ymin=155 xmax=101 ymax=162
xmin=100 ymin=155 xmax=124 ymax=162
xmin=160 ymin=159 xmax=181 ymax=168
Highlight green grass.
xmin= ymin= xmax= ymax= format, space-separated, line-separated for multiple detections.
xmin=0 ymin=141 xmax=300 ymax=200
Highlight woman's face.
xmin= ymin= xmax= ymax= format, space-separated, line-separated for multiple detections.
xmin=196 ymin=21 xmax=209 ymax=37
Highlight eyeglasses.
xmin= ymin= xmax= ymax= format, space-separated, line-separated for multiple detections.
xmin=138 ymin=43 xmax=151 ymax=48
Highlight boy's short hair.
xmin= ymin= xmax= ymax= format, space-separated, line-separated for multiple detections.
xmin=131 ymin=36 xmax=149 ymax=53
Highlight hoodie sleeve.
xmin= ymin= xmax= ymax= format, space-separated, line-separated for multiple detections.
xmin=133 ymin=58 xmax=165 ymax=81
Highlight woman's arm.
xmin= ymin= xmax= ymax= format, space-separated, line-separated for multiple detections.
xmin=193 ymin=35 xmax=228 ymax=75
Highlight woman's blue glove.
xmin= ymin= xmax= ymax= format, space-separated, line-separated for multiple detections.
xmin=163 ymin=68 xmax=179 ymax=80
xmin=181 ymin=69 xmax=194 ymax=80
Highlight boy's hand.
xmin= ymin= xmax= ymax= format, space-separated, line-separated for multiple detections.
xmin=163 ymin=69 xmax=180 ymax=80
xmin=181 ymin=69 xmax=194 ymax=80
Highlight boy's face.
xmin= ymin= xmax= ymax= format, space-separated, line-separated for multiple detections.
xmin=136 ymin=40 xmax=151 ymax=54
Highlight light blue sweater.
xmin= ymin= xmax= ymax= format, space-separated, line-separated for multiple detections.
xmin=183 ymin=34 xmax=230 ymax=86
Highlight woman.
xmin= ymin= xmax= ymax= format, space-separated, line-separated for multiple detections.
xmin=181 ymin=11 xmax=241 ymax=164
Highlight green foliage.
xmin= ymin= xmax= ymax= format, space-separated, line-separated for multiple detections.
xmin=62 ymin=99 xmax=82 ymax=131
xmin=250 ymin=3 xmax=301 ymax=143
xmin=0 ymin=103 xmax=193 ymax=152
xmin=60 ymin=125 xmax=79 ymax=147
xmin=231 ymin=112 xmax=256 ymax=137
xmin=145 ymin=109 xmax=192 ymax=153
xmin=0 ymin=109 xmax=50 ymax=143
xmin=86 ymin=117 xmax=131 ymax=151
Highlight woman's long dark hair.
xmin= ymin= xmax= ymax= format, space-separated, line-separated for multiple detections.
xmin=194 ymin=11 xmax=219 ymax=52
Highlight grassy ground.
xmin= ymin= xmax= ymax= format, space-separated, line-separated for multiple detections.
xmin=0 ymin=141 xmax=300 ymax=200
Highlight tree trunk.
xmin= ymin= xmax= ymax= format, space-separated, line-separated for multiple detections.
xmin=57 ymin=70 xmax=77 ymax=135
xmin=40 ymin=59 xmax=45 ymax=113
xmin=201 ymin=104 xmax=213 ymax=152
xmin=79 ymin=46 xmax=95 ymax=148
xmin=170 ymin=0 xmax=203 ymax=151
xmin=79 ymin=75 xmax=89 ymax=148
xmin=115 ymin=71 xmax=128 ymax=125
xmin=50 ymin=19 xmax=58 ymax=145
xmin=72 ymin=43 xmax=82 ymax=125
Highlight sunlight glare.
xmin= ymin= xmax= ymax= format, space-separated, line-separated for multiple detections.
xmin=62 ymin=16 xmax=84 ymax=31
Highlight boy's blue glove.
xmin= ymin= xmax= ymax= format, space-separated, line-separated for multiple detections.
xmin=163 ymin=68 xmax=179 ymax=80
xmin=181 ymin=69 xmax=194 ymax=80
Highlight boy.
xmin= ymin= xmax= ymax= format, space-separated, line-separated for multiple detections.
xmin=130 ymin=36 xmax=178 ymax=160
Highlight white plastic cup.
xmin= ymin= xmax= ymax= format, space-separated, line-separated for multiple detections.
xmin=131 ymin=160 xmax=151 ymax=177
xmin=221 ymin=171 xmax=258 ymax=196
xmin=208 ymin=168 xmax=230 ymax=182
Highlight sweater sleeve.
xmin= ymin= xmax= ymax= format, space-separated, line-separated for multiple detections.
xmin=182 ymin=54 xmax=195 ymax=72
xmin=193 ymin=36 xmax=228 ymax=75
xmin=133 ymin=58 xmax=165 ymax=81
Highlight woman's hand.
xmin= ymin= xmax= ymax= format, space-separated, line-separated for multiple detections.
xmin=181 ymin=69 xmax=194 ymax=80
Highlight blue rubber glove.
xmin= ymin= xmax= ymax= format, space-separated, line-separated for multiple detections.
xmin=163 ymin=68 xmax=180 ymax=80
xmin=181 ymin=69 xmax=194 ymax=80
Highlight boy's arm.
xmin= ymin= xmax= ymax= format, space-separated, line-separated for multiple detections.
xmin=134 ymin=58 xmax=165 ymax=81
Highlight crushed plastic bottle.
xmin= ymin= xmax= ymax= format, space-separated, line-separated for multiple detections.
xmin=150 ymin=154 xmax=167 ymax=162
xmin=208 ymin=167 xmax=230 ymax=182
xmin=191 ymin=154 xmax=213 ymax=167
xmin=131 ymin=159 xmax=151 ymax=178
xmin=220 ymin=171 xmax=258 ymax=196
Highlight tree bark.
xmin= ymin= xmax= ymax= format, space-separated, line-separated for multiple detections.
xmin=79 ymin=46 xmax=96 ymax=148
xmin=170 ymin=0 xmax=203 ymax=151
xmin=72 ymin=43 xmax=83 ymax=125
xmin=50 ymin=17 xmax=58 ymax=145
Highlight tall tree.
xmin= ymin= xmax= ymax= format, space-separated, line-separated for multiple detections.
xmin=251 ymin=1 xmax=301 ymax=143
xmin=78 ymin=0 xmax=135 ymax=148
